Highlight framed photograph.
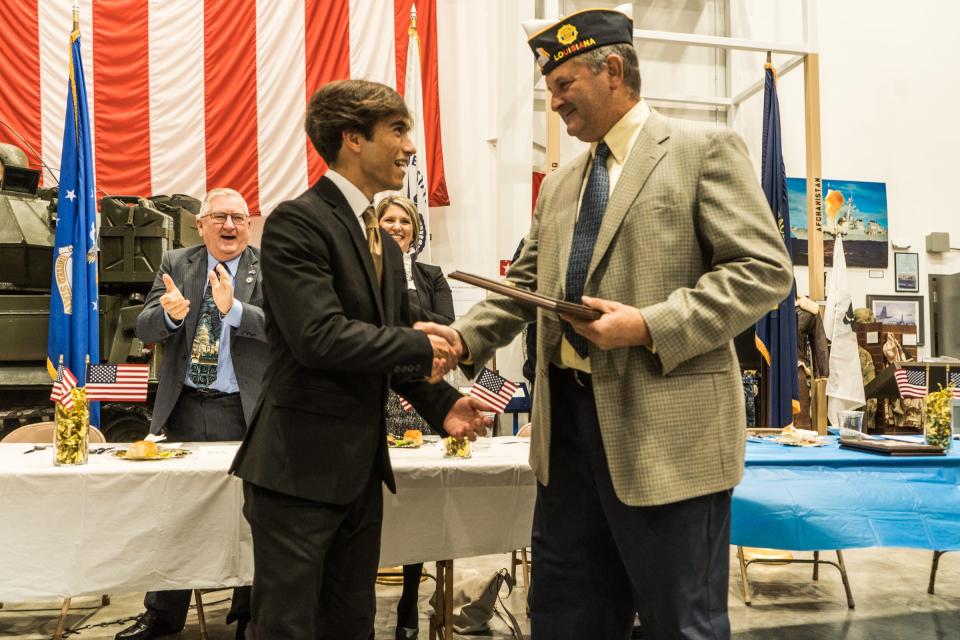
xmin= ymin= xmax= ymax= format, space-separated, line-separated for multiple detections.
xmin=894 ymin=252 xmax=920 ymax=292
xmin=866 ymin=294 xmax=924 ymax=346
xmin=787 ymin=177 xmax=889 ymax=268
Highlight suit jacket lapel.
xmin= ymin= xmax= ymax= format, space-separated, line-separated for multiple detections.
xmin=555 ymin=156 xmax=591 ymax=299
xmin=314 ymin=180 xmax=385 ymax=323
xmin=232 ymin=247 xmax=258 ymax=304
xmin=380 ymin=244 xmax=399 ymax=325
xmin=586 ymin=112 xmax=670 ymax=285
xmin=183 ymin=245 xmax=207 ymax=348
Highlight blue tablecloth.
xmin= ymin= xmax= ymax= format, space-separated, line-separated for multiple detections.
xmin=731 ymin=437 xmax=960 ymax=551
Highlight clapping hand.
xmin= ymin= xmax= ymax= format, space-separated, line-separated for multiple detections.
xmin=443 ymin=396 xmax=492 ymax=441
xmin=159 ymin=273 xmax=190 ymax=321
xmin=208 ymin=264 xmax=235 ymax=315
xmin=561 ymin=296 xmax=650 ymax=350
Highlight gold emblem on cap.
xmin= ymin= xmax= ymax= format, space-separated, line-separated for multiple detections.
xmin=557 ymin=23 xmax=578 ymax=45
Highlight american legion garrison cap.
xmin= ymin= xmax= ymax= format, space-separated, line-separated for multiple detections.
xmin=522 ymin=4 xmax=633 ymax=76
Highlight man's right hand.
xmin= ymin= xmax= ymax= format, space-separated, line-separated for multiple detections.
xmin=415 ymin=322 xmax=465 ymax=360
xmin=427 ymin=334 xmax=457 ymax=383
xmin=159 ymin=273 xmax=190 ymax=321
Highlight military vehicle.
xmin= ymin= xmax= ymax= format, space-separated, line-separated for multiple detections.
xmin=0 ymin=142 xmax=201 ymax=441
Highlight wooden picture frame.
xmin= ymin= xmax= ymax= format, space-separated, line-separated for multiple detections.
xmin=894 ymin=252 xmax=920 ymax=293
xmin=866 ymin=294 xmax=924 ymax=346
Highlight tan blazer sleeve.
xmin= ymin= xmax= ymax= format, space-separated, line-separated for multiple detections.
xmin=640 ymin=127 xmax=794 ymax=374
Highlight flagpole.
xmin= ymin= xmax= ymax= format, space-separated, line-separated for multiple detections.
xmin=72 ymin=0 xmax=80 ymax=33
xmin=803 ymin=52 xmax=825 ymax=302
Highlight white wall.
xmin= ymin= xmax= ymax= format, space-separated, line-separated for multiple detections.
xmin=731 ymin=0 xmax=960 ymax=354
xmin=431 ymin=0 xmax=535 ymax=381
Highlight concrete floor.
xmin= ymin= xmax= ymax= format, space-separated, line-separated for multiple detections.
xmin=1 ymin=548 xmax=957 ymax=639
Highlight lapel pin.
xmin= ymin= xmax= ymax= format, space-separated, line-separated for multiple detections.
xmin=245 ymin=276 xmax=254 ymax=284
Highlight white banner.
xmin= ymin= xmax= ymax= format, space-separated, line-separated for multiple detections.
xmin=824 ymin=235 xmax=866 ymax=426
xmin=403 ymin=5 xmax=432 ymax=261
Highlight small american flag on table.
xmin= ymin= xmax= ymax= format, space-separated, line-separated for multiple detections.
xmin=894 ymin=367 xmax=927 ymax=399
xmin=86 ymin=364 xmax=149 ymax=402
xmin=397 ymin=395 xmax=414 ymax=412
xmin=470 ymin=367 xmax=518 ymax=414
xmin=949 ymin=371 xmax=960 ymax=399
xmin=50 ymin=363 xmax=78 ymax=409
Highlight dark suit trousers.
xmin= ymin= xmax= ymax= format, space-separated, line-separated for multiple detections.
xmin=145 ymin=391 xmax=251 ymax=629
xmin=242 ymin=470 xmax=384 ymax=640
xmin=530 ymin=366 xmax=731 ymax=640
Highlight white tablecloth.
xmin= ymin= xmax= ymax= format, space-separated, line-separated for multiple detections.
xmin=0 ymin=438 xmax=535 ymax=602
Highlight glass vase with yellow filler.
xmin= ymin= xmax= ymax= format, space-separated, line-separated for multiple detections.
xmin=924 ymin=385 xmax=954 ymax=450
xmin=54 ymin=386 xmax=89 ymax=466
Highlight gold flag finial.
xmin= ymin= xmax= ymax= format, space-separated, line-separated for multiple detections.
xmin=764 ymin=51 xmax=778 ymax=82
xmin=409 ymin=3 xmax=418 ymax=32
xmin=72 ymin=0 xmax=80 ymax=33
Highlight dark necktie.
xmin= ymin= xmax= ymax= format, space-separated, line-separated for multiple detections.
xmin=563 ymin=142 xmax=611 ymax=358
xmin=189 ymin=262 xmax=227 ymax=388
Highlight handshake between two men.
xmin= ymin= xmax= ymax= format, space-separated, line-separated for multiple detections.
xmin=412 ymin=295 xmax=654 ymax=441
xmin=415 ymin=321 xmax=489 ymax=443
xmin=417 ymin=295 xmax=653 ymax=381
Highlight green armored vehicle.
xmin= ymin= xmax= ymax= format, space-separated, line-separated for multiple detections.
xmin=0 ymin=143 xmax=201 ymax=440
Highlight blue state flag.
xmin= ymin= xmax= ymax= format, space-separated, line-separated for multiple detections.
xmin=754 ymin=65 xmax=800 ymax=427
xmin=48 ymin=26 xmax=100 ymax=426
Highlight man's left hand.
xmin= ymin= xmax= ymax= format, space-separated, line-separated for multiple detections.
xmin=443 ymin=396 xmax=492 ymax=441
xmin=561 ymin=296 xmax=651 ymax=350
xmin=209 ymin=264 xmax=235 ymax=315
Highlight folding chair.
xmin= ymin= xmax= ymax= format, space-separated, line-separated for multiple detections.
xmin=737 ymin=546 xmax=854 ymax=609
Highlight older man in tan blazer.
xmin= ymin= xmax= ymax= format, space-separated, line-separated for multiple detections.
xmin=419 ymin=7 xmax=793 ymax=640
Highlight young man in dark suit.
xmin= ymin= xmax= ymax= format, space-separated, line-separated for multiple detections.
xmin=121 ymin=188 xmax=265 ymax=640
xmin=230 ymin=79 xmax=489 ymax=640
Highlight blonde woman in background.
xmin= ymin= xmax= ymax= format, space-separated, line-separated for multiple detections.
xmin=377 ymin=194 xmax=454 ymax=325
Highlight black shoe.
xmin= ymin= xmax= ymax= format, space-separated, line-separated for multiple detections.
xmin=395 ymin=626 xmax=418 ymax=639
xmin=114 ymin=611 xmax=177 ymax=640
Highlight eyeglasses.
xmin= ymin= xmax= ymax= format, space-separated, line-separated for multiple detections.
xmin=202 ymin=212 xmax=249 ymax=226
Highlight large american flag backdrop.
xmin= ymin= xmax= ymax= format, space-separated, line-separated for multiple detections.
xmin=0 ymin=0 xmax=449 ymax=216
